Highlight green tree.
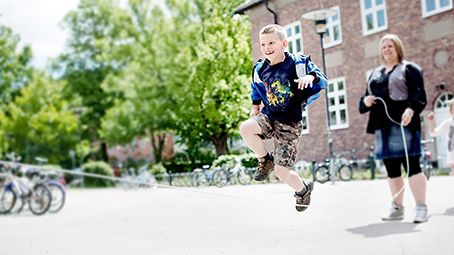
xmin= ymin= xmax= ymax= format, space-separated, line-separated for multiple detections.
xmin=0 ymin=24 xmax=33 ymax=104
xmin=1 ymin=72 xmax=79 ymax=164
xmin=55 ymin=0 xmax=135 ymax=161
xmin=99 ymin=1 xmax=174 ymax=163
xmin=166 ymin=0 xmax=252 ymax=156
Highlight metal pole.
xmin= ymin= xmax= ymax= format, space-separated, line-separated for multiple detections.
xmin=319 ymin=33 xmax=336 ymax=183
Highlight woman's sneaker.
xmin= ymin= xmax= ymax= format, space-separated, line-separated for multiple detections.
xmin=294 ymin=181 xmax=314 ymax=212
xmin=381 ymin=202 xmax=404 ymax=221
xmin=413 ymin=204 xmax=428 ymax=223
xmin=254 ymin=156 xmax=274 ymax=181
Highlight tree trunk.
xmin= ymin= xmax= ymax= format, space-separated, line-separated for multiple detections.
xmin=210 ymin=133 xmax=229 ymax=156
xmin=148 ymin=130 xmax=166 ymax=163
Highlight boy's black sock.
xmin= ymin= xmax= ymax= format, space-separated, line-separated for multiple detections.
xmin=295 ymin=181 xmax=308 ymax=197
xmin=263 ymin=153 xmax=273 ymax=161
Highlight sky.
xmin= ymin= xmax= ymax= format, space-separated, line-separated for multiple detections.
xmin=0 ymin=0 xmax=80 ymax=68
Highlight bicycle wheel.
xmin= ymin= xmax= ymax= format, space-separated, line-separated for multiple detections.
xmin=191 ymin=170 xmax=207 ymax=187
xmin=212 ymin=169 xmax=228 ymax=187
xmin=0 ymin=186 xmax=17 ymax=214
xmin=421 ymin=163 xmax=431 ymax=180
xmin=338 ymin=165 xmax=353 ymax=181
xmin=47 ymin=182 xmax=66 ymax=213
xmin=28 ymin=183 xmax=52 ymax=215
xmin=314 ymin=166 xmax=330 ymax=184
xmin=294 ymin=161 xmax=313 ymax=179
xmin=268 ymin=171 xmax=280 ymax=183
xmin=236 ymin=168 xmax=253 ymax=185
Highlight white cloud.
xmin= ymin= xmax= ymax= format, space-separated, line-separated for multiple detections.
xmin=0 ymin=0 xmax=79 ymax=68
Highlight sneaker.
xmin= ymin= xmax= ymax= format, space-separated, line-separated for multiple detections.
xmin=294 ymin=181 xmax=314 ymax=212
xmin=381 ymin=202 xmax=404 ymax=221
xmin=254 ymin=156 xmax=274 ymax=181
xmin=413 ymin=204 xmax=428 ymax=223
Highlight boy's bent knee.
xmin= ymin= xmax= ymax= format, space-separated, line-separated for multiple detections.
xmin=239 ymin=119 xmax=260 ymax=136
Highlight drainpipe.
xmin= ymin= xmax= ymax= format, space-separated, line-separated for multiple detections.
xmin=264 ymin=0 xmax=278 ymax=24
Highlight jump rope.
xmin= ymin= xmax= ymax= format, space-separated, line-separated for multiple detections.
xmin=0 ymin=76 xmax=414 ymax=211
xmin=0 ymin=160 xmax=329 ymax=209
xmin=367 ymin=78 xmax=412 ymax=204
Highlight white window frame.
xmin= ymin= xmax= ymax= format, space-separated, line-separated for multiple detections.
xmin=327 ymin=77 xmax=349 ymax=130
xmin=360 ymin=0 xmax=388 ymax=36
xmin=284 ymin=21 xmax=303 ymax=54
xmin=366 ymin=69 xmax=374 ymax=82
xmin=421 ymin=0 xmax=453 ymax=18
xmin=323 ymin=6 xmax=343 ymax=48
xmin=301 ymin=109 xmax=309 ymax=135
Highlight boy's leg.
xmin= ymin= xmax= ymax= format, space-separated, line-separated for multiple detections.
xmin=239 ymin=115 xmax=274 ymax=181
xmin=274 ymin=164 xmax=304 ymax=191
xmin=274 ymin=164 xmax=313 ymax=212
xmin=272 ymin=121 xmax=313 ymax=212
xmin=239 ymin=118 xmax=267 ymax=157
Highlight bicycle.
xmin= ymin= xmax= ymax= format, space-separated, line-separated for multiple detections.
xmin=24 ymin=157 xmax=67 ymax=213
xmin=420 ymin=139 xmax=434 ymax=180
xmin=0 ymin=154 xmax=52 ymax=215
xmin=191 ymin=165 xmax=216 ymax=187
xmin=211 ymin=157 xmax=255 ymax=187
xmin=121 ymin=165 xmax=156 ymax=188
xmin=293 ymin=160 xmax=315 ymax=180
xmin=313 ymin=152 xmax=353 ymax=184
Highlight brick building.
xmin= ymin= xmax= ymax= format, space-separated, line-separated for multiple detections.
xmin=235 ymin=0 xmax=454 ymax=167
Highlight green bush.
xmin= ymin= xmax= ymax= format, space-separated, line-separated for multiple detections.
xmin=212 ymin=154 xmax=237 ymax=169
xmin=82 ymin=161 xmax=115 ymax=187
xmin=150 ymin=163 xmax=166 ymax=181
xmin=212 ymin=153 xmax=258 ymax=169
xmin=239 ymin=153 xmax=258 ymax=168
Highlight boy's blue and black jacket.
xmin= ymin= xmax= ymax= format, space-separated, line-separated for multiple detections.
xmin=251 ymin=52 xmax=328 ymax=124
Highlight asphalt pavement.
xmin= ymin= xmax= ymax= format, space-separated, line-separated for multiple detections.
xmin=1 ymin=176 xmax=453 ymax=255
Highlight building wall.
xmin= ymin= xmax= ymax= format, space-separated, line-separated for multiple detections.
xmin=243 ymin=0 xmax=454 ymax=162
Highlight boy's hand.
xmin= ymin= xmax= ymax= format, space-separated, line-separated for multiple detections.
xmin=294 ymin=75 xmax=315 ymax=90
xmin=250 ymin=107 xmax=260 ymax=117
xmin=427 ymin=112 xmax=435 ymax=121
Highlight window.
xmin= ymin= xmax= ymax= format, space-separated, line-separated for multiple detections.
xmin=327 ymin=77 xmax=349 ymax=129
xmin=301 ymin=109 xmax=309 ymax=135
xmin=435 ymin=92 xmax=454 ymax=109
xmin=360 ymin=0 xmax=388 ymax=36
xmin=284 ymin=22 xmax=303 ymax=54
xmin=324 ymin=6 xmax=343 ymax=48
xmin=422 ymin=0 xmax=453 ymax=17
xmin=366 ymin=69 xmax=374 ymax=81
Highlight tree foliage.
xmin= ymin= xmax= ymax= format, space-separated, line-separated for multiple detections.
xmin=0 ymin=24 xmax=33 ymax=104
xmin=1 ymin=72 xmax=79 ymax=163
xmin=55 ymin=0 xmax=136 ymax=160
xmin=166 ymin=0 xmax=252 ymax=156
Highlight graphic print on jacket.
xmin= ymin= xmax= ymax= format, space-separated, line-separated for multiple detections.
xmin=250 ymin=52 xmax=328 ymax=124
xmin=267 ymin=79 xmax=294 ymax=110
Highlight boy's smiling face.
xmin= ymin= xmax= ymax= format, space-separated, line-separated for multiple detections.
xmin=259 ymin=32 xmax=287 ymax=65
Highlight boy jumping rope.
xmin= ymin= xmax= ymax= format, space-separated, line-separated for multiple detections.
xmin=239 ymin=24 xmax=328 ymax=212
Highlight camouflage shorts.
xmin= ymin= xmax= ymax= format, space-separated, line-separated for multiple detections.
xmin=252 ymin=114 xmax=302 ymax=168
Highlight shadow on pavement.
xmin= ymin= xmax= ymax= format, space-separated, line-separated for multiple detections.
xmin=346 ymin=221 xmax=419 ymax=238
xmin=430 ymin=207 xmax=454 ymax=217
xmin=445 ymin=207 xmax=454 ymax=216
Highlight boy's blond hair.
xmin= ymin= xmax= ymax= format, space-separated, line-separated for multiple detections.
xmin=379 ymin=34 xmax=405 ymax=64
xmin=260 ymin=24 xmax=287 ymax=40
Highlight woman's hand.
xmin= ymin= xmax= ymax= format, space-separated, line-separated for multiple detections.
xmin=401 ymin=108 xmax=414 ymax=126
xmin=363 ymin=95 xmax=376 ymax=107
xmin=294 ymin=75 xmax=315 ymax=90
